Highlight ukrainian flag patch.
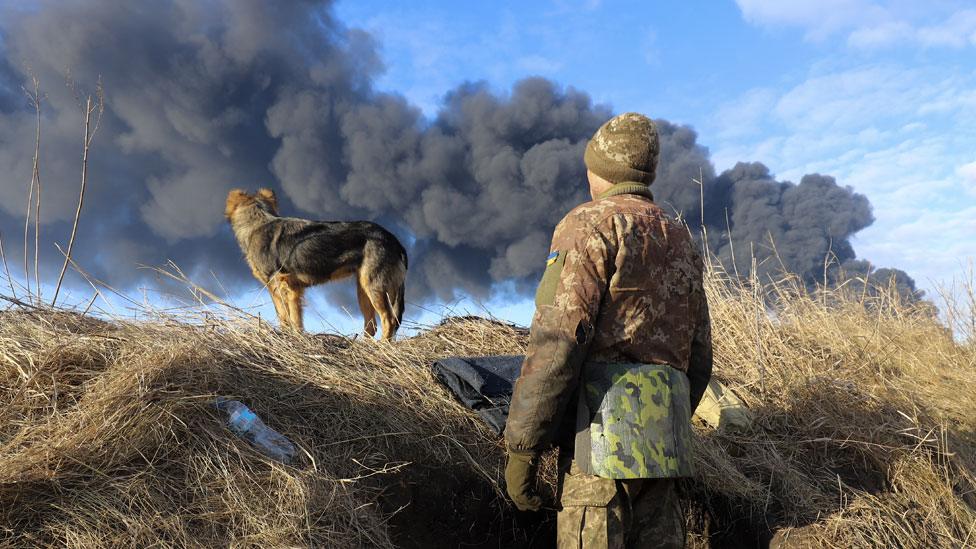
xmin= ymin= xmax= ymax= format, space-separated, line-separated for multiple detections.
xmin=536 ymin=250 xmax=565 ymax=307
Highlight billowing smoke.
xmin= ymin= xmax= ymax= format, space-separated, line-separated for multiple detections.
xmin=0 ymin=0 xmax=917 ymax=312
xmin=269 ymin=77 xmax=611 ymax=301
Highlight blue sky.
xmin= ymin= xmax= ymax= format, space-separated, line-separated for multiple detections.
xmin=311 ymin=0 xmax=976 ymax=332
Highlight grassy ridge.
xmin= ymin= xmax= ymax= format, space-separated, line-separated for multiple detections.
xmin=0 ymin=269 xmax=973 ymax=547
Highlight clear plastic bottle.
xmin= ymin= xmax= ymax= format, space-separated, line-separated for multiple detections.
xmin=215 ymin=398 xmax=297 ymax=464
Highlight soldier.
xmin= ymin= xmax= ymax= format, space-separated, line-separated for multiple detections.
xmin=504 ymin=113 xmax=713 ymax=548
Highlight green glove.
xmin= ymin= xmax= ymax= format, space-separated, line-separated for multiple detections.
xmin=505 ymin=450 xmax=543 ymax=511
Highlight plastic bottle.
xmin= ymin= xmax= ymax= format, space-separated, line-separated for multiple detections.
xmin=214 ymin=398 xmax=297 ymax=464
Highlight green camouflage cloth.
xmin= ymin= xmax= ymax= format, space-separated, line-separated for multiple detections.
xmin=577 ymin=363 xmax=694 ymax=479
xmin=557 ymin=460 xmax=685 ymax=548
xmin=506 ymin=183 xmax=713 ymax=456
xmin=694 ymin=378 xmax=754 ymax=432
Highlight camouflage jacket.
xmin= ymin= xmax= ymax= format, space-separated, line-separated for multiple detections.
xmin=505 ymin=183 xmax=713 ymax=454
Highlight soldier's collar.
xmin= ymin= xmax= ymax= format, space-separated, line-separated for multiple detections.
xmin=596 ymin=182 xmax=654 ymax=202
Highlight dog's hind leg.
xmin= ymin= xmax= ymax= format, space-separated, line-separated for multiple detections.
xmin=361 ymin=242 xmax=406 ymax=341
xmin=375 ymin=294 xmax=398 ymax=341
xmin=379 ymin=281 xmax=405 ymax=341
xmin=356 ymin=276 xmax=378 ymax=339
xmin=284 ymin=282 xmax=305 ymax=332
xmin=361 ymin=277 xmax=397 ymax=341
xmin=367 ymin=281 xmax=403 ymax=341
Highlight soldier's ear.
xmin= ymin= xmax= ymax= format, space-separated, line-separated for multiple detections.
xmin=256 ymin=187 xmax=279 ymax=214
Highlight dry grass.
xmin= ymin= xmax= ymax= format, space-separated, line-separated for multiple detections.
xmin=0 ymin=266 xmax=973 ymax=548
xmin=686 ymin=268 xmax=976 ymax=547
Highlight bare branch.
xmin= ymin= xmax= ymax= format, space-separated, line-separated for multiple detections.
xmin=52 ymin=80 xmax=104 ymax=307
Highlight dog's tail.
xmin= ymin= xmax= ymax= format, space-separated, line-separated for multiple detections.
xmin=393 ymin=252 xmax=407 ymax=325
xmin=394 ymin=279 xmax=406 ymax=325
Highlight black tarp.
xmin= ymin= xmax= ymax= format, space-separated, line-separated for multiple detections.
xmin=432 ymin=355 xmax=525 ymax=434
xmin=433 ymin=354 xmax=752 ymax=437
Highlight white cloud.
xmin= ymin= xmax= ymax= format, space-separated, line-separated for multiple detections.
xmin=708 ymin=62 xmax=976 ymax=297
xmin=772 ymin=65 xmax=928 ymax=132
xmin=640 ymin=28 xmax=661 ymax=66
xmin=515 ymin=54 xmax=562 ymax=74
xmin=956 ymin=161 xmax=976 ymax=194
xmin=847 ymin=21 xmax=913 ymax=49
xmin=856 ymin=204 xmax=976 ymax=295
xmin=957 ymin=160 xmax=976 ymax=179
xmin=736 ymin=0 xmax=849 ymax=22
xmin=711 ymin=64 xmax=976 ymax=169
xmin=735 ymin=0 xmax=890 ymax=40
xmin=736 ymin=1 xmax=976 ymax=50
xmin=550 ymin=0 xmax=603 ymax=13
xmin=916 ymin=9 xmax=976 ymax=48
xmin=713 ymin=88 xmax=777 ymax=139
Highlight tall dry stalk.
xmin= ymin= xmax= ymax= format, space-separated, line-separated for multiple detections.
xmin=22 ymin=148 xmax=35 ymax=302
xmin=936 ymin=260 xmax=976 ymax=344
xmin=0 ymin=232 xmax=16 ymax=298
xmin=750 ymin=245 xmax=766 ymax=399
xmin=30 ymin=78 xmax=42 ymax=302
xmin=52 ymin=80 xmax=103 ymax=307
xmin=22 ymin=74 xmax=44 ymax=303
xmin=18 ymin=72 xmax=44 ymax=304
xmin=693 ymin=167 xmax=709 ymax=259
xmin=724 ymin=208 xmax=739 ymax=279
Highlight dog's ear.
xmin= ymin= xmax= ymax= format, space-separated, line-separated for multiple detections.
xmin=256 ymin=187 xmax=279 ymax=214
xmin=225 ymin=188 xmax=252 ymax=220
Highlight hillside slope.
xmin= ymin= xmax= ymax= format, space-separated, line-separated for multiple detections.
xmin=0 ymin=273 xmax=973 ymax=548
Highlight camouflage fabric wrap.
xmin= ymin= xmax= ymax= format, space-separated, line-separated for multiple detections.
xmin=575 ymin=363 xmax=694 ymax=479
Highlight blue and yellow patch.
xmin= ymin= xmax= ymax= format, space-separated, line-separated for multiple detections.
xmin=536 ymin=250 xmax=565 ymax=307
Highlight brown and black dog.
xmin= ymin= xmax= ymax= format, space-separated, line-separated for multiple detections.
xmin=225 ymin=188 xmax=407 ymax=340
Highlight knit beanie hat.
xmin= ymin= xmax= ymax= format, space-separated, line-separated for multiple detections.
xmin=583 ymin=112 xmax=659 ymax=185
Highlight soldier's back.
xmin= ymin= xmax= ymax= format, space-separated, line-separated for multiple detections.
xmin=561 ymin=191 xmax=705 ymax=372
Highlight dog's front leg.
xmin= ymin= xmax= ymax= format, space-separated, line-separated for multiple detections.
xmin=272 ymin=273 xmax=305 ymax=332
xmin=268 ymin=275 xmax=292 ymax=330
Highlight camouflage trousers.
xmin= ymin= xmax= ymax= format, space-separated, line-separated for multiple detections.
xmin=557 ymin=460 xmax=685 ymax=549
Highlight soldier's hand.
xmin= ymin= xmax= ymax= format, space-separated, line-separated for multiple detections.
xmin=505 ymin=449 xmax=543 ymax=512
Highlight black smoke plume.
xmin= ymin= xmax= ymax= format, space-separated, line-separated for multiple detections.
xmin=0 ymin=0 xmax=917 ymax=313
